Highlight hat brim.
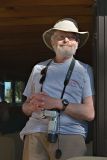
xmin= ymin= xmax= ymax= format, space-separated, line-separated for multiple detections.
xmin=43 ymin=28 xmax=89 ymax=50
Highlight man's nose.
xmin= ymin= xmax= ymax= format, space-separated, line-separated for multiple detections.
xmin=64 ymin=37 xmax=69 ymax=42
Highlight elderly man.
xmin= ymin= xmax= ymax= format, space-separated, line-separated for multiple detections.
xmin=20 ymin=18 xmax=95 ymax=160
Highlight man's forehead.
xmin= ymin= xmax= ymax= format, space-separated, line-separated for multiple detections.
xmin=53 ymin=30 xmax=76 ymax=35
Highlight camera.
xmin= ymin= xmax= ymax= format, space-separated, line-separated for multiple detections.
xmin=43 ymin=110 xmax=59 ymax=143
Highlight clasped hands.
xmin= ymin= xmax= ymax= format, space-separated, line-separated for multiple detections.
xmin=26 ymin=92 xmax=61 ymax=112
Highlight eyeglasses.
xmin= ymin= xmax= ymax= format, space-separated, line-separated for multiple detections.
xmin=53 ymin=33 xmax=79 ymax=41
xmin=39 ymin=67 xmax=47 ymax=84
xmin=39 ymin=59 xmax=52 ymax=91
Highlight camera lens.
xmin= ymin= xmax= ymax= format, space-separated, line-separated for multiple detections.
xmin=48 ymin=133 xmax=58 ymax=143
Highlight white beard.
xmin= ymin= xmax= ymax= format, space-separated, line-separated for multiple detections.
xmin=53 ymin=43 xmax=78 ymax=58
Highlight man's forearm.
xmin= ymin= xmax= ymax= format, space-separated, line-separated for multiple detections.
xmin=22 ymin=102 xmax=32 ymax=116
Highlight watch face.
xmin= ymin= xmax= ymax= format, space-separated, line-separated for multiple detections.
xmin=62 ymin=99 xmax=69 ymax=106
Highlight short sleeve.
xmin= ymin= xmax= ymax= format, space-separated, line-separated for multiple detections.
xmin=83 ymin=65 xmax=95 ymax=98
xmin=23 ymin=67 xmax=35 ymax=98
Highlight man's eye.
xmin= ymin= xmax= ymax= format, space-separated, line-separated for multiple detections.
xmin=59 ymin=36 xmax=64 ymax=39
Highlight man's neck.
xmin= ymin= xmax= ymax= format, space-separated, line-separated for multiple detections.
xmin=54 ymin=55 xmax=73 ymax=63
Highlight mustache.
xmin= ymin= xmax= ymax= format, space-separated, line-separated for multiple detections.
xmin=60 ymin=44 xmax=70 ymax=46
xmin=59 ymin=44 xmax=74 ymax=47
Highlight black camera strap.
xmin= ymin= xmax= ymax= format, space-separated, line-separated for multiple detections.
xmin=56 ymin=58 xmax=75 ymax=159
xmin=61 ymin=58 xmax=75 ymax=99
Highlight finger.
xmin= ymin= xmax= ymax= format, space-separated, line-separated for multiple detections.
xmin=40 ymin=92 xmax=48 ymax=96
xmin=31 ymin=94 xmax=45 ymax=101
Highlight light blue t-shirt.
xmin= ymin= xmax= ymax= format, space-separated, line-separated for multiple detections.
xmin=20 ymin=58 xmax=95 ymax=139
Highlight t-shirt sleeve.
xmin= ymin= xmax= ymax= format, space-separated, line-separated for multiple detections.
xmin=83 ymin=65 xmax=95 ymax=98
xmin=23 ymin=67 xmax=35 ymax=98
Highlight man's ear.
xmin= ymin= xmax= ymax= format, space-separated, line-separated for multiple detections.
xmin=51 ymin=37 xmax=54 ymax=46
xmin=50 ymin=38 xmax=55 ymax=50
xmin=76 ymin=36 xmax=80 ymax=46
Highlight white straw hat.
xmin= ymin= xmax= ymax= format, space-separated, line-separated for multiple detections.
xmin=42 ymin=18 xmax=89 ymax=50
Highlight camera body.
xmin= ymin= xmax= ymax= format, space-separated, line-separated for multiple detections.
xmin=43 ymin=110 xmax=59 ymax=143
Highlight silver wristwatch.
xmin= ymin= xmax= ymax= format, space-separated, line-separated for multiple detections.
xmin=62 ymin=99 xmax=69 ymax=111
